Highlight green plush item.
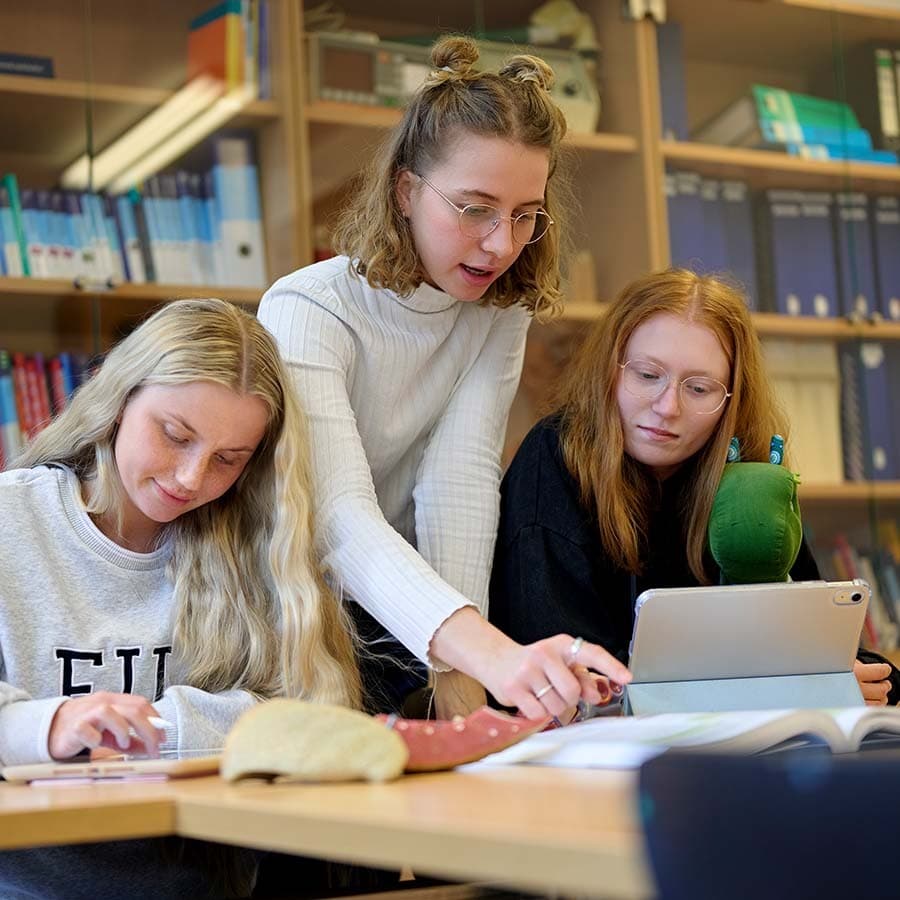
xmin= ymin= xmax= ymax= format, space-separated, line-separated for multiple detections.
xmin=708 ymin=462 xmax=802 ymax=584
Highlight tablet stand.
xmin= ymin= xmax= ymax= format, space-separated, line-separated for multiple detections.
xmin=624 ymin=671 xmax=864 ymax=715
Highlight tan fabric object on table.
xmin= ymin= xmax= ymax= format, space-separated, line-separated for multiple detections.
xmin=221 ymin=698 xmax=408 ymax=783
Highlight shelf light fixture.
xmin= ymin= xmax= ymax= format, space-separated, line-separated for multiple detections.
xmin=60 ymin=76 xmax=254 ymax=193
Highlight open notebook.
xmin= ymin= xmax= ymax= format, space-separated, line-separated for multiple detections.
xmin=463 ymin=706 xmax=900 ymax=771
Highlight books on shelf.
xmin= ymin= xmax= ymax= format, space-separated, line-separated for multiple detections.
xmin=755 ymin=189 xmax=839 ymax=317
xmin=664 ymin=171 xmax=757 ymax=307
xmin=187 ymin=0 xmax=271 ymax=99
xmin=467 ymin=707 xmax=900 ymax=771
xmin=0 ymin=132 xmax=268 ymax=289
xmin=692 ymin=83 xmax=898 ymax=165
xmin=0 ymin=349 xmax=88 ymax=467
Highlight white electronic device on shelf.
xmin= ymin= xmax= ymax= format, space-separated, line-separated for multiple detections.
xmin=307 ymin=32 xmax=601 ymax=134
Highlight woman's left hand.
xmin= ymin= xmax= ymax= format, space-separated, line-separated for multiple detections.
xmin=853 ymin=660 xmax=892 ymax=706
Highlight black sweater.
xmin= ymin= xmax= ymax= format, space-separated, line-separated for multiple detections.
xmin=489 ymin=415 xmax=898 ymax=702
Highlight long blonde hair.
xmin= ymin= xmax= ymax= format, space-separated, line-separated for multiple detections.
xmin=556 ymin=269 xmax=786 ymax=583
xmin=19 ymin=299 xmax=361 ymax=708
xmin=332 ymin=34 xmax=571 ymax=320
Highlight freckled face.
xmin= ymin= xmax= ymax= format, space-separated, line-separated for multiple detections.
xmin=616 ymin=314 xmax=731 ymax=479
xmin=395 ymin=132 xmax=550 ymax=302
xmin=110 ymin=381 xmax=268 ymax=549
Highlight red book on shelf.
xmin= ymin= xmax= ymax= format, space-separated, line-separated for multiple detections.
xmin=24 ymin=355 xmax=51 ymax=436
xmin=10 ymin=352 xmax=34 ymax=439
xmin=47 ymin=356 xmax=67 ymax=415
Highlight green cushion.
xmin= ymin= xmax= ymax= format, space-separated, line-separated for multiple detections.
xmin=708 ymin=462 xmax=802 ymax=584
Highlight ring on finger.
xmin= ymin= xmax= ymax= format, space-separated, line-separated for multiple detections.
xmin=534 ymin=683 xmax=554 ymax=700
xmin=568 ymin=636 xmax=584 ymax=664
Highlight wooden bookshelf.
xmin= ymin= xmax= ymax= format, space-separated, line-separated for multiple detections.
xmin=305 ymin=101 xmax=639 ymax=153
xmin=0 ymin=276 xmax=261 ymax=305
xmin=800 ymin=482 xmax=900 ymax=503
xmin=559 ymin=302 xmax=900 ymax=341
xmin=663 ymin=141 xmax=900 ymax=194
xmin=755 ymin=0 xmax=900 ymax=22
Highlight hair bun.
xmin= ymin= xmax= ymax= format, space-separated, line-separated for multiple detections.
xmin=426 ymin=35 xmax=479 ymax=85
xmin=499 ymin=54 xmax=555 ymax=91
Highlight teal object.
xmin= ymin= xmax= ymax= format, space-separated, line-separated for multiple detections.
xmin=708 ymin=462 xmax=802 ymax=584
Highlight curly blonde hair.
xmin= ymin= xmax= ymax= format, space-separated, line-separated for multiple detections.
xmin=332 ymin=34 xmax=571 ymax=320
xmin=556 ymin=269 xmax=787 ymax=583
xmin=19 ymin=299 xmax=361 ymax=709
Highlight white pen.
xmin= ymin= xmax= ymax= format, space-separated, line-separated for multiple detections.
xmin=127 ymin=716 xmax=174 ymax=738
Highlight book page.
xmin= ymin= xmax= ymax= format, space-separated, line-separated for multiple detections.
xmin=831 ymin=706 xmax=900 ymax=748
xmin=465 ymin=710 xmax=832 ymax=770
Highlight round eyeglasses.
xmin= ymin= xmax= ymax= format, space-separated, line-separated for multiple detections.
xmin=416 ymin=174 xmax=553 ymax=245
xmin=619 ymin=360 xmax=732 ymax=415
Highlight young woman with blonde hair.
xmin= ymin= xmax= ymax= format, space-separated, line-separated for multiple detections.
xmin=259 ymin=34 xmax=629 ymax=721
xmin=0 ymin=298 xmax=359 ymax=897
xmin=490 ymin=269 xmax=898 ymax=707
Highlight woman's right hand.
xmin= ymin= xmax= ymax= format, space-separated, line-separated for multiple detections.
xmin=486 ymin=633 xmax=632 ymax=720
xmin=430 ymin=608 xmax=632 ymax=721
xmin=48 ymin=691 xmax=164 ymax=760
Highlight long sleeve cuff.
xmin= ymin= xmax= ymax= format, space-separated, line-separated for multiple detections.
xmin=0 ymin=696 xmax=68 ymax=766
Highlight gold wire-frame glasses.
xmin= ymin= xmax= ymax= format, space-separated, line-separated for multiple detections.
xmin=619 ymin=359 xmax=732 ymax=415
xmin=416 ymin=174 xmax=554 ymax=245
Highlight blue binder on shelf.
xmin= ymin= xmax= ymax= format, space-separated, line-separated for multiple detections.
xmin=700 ymin=179 xmax=727 ymax=272
xmin=210 ymin=133 xmax=267 ymax=288
xmin=666 ymin=171 xmax=706 ymax=271
xmin=656 ymin=21 xmax=689 ymax=141
xmin=720 ymin=180 xmax=758 ymax=308
xmin=758 ymin=189 xmax=806 ymax=316
xmin=798 ymin=192 xmax=838 ymax=318
xmin=871 ymin=195 xmax=900 ymax=321
xmin=840 ymin=341 xmax=896 ymax=481
xmin=834 ymin=192 xmax=877 ymax=319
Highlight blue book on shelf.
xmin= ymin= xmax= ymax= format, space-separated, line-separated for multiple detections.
xmin=700 ymin=179 xmax=728 ymax=272
xmin=798 ymin=192 xmax=838 ymax=318
xmin=656 ymin=22 xmax=688 ymax=142
xmin=257 ymin=0 xmax=271 ymax=99
xmin=857 ymin=342 xmax=897 ymax=480
xmin=0 ymin=52 xmax=54 ymax=79
xmin=871 ymin=196 xmax=900 ymax=321
xmin=784 ymin=143 xmax=898 ymax=164
xmin=720 ymin=180 xmax=758 ymax=309
xmin=888 ymin=344 xmax=900 ymax=481
xmin=64 ymin=192 xmax=93 ymax=279
xmin=114 ymin=193 xmax=146 ymax=283
xmin=210 ymin=133 xmax=267 ymax=287
xmin=175 ymin=171 xmax=202 ymax=285
xmin=666 ymin=171 xmax=707 ymax=271
xmin=0 ymin=349 xmax=23 ymax=464
xmin=0 ymin=184 xmax=19 ymax=276
xmin=36 ymin=190 xmax=61 ymax=278
xmin=759 ymin=119 xmax=873 ymax=150
xmin=759 ymin=189 xmax=806 ymax=316
xmin=1 ymin=174 xmax=29 ymax=276
xmin=834 ymin=193 xmax=877 ymax=319
xmin=19 ymin=188 xmax=47 ymax=278
xmin=142 ymin=177 xmax=169 ymax=284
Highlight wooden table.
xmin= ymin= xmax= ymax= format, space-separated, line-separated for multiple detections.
xmin=0 ymin=766 xmax=654 ymax=899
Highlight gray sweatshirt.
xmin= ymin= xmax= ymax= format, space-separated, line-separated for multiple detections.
xmin=0 ymin=465 xmax=256 ymax=766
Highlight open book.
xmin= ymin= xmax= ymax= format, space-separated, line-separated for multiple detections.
xmin=465 ymin=707 xmax=900 ymax=771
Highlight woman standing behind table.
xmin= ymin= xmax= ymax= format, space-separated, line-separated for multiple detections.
xmin=259 ymin=34 xmax=630 ymax=720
